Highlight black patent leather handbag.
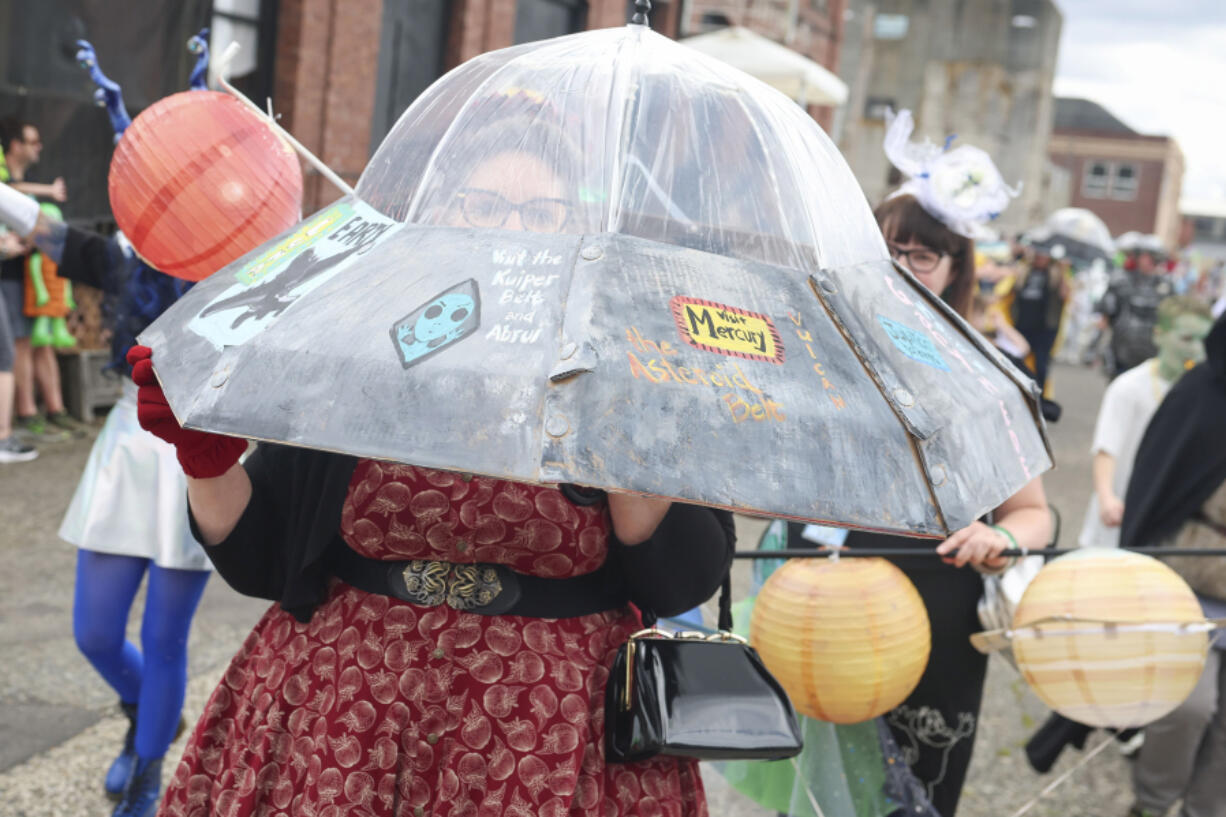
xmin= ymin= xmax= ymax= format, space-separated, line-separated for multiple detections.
xmin=604 ymin=576 xmax=803 ymax=763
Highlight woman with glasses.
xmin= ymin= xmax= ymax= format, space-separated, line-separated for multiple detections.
xmin=135 ymin=115 xmax=730 ymax=817
xmin=784 ymin=114 xmax=1052 ymax=817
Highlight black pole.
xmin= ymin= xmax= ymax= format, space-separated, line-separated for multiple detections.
xmin=630 ymin=0 xmax=652 ymax=26
xmin=734 ymin=547 xmax=1226 ymax=560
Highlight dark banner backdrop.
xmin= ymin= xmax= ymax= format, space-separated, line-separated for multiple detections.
xmin=0 ymin=0 xmax=212 ymax=226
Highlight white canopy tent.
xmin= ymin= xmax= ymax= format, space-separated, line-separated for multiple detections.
xmin=680 ymin=26 xmax=849 ymax=107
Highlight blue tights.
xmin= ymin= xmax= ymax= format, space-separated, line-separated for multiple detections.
xmin=72 ymin=549 xmax=209 ymax=758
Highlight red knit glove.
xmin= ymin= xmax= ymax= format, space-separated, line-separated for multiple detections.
xmin=127 ymin=345 xmax=247 ymax=479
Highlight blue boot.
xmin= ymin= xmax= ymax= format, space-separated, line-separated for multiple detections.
xmin=112 ymin=755 xmax=162 ymax=817
xmin=104 ymin=701 xmax=138 ymax=800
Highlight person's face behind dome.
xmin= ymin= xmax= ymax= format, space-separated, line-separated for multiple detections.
xmin=885 ymin=233 xmax=955 ymax=297
xmin=446 ymin=151 xmax=572 ymax=234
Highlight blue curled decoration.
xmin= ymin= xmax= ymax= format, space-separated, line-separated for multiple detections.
xmin=187 ymin=28 xmax=211 ymax=91
xmin=75 ymin=39 xmax=131 ymax=141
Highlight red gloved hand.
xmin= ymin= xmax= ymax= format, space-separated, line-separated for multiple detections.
xmin=127 ymin=345 xmax=246 ymax=479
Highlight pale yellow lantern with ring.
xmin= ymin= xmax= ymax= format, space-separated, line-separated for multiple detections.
xmin=750 ymin=556 xmax=931 ymax=724
xmin=1003 ymin=549 xmax=1212 ymax=728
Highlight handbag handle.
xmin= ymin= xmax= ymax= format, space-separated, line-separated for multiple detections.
xmin=717 ymin=570 xmax=733 ymax=632
xmin=638 ymin=568 xmax=735 ymax=632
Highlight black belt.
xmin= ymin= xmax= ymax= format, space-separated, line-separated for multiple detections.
xmin=329 ymin=542 xmax=630 ymax=618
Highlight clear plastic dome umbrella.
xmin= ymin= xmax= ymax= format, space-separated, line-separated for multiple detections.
xmin=1027 ymin=207 xmax=1116 ymax=268
xmin=141 ymin=20 xmax=1050 ymax=537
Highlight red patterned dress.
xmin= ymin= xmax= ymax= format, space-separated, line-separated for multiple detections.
xmin=160 ymin=461 xmax=706 ymax=817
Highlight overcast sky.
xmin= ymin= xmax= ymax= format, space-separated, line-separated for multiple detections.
xmin=1052 ymin=0 xmax=1226 ymax=202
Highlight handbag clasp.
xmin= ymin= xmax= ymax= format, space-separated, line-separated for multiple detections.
xmin=620 ymin=628 xmax=747 ymax=710
xmin=623 ymin=627 xmax=669 ymax=711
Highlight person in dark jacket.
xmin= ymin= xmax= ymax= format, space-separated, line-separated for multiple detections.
xmin=1098 ymin=247 xmax=1175 ymax=379
xmin=1009 ymin=245 xmax=1070 ymax=393
xmin=1118 ymin=314 xmax=1226 ymax=817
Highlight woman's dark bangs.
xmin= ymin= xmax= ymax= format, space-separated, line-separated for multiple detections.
xmin=873 ymin=193 xmax=976 ymax=319
xmin=874 ymin=195 xmax=960 ymax=256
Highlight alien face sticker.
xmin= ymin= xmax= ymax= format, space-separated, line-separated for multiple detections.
xmin=390 ymin=279 xmax=481 ymax=369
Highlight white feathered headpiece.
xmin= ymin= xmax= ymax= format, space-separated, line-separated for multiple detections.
xmin=884 ymin=109 xmax=1020 ymax=240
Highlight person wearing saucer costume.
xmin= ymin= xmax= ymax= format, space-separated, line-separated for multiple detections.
xmin=867 ymin=111 xmax=1050 ymax=816
xmin=135 ymin=115 xmax=733 ymax=817
xmin=0 ymin=41 xmax=213 ymax=817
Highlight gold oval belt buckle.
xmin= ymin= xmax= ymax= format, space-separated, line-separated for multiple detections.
xmin=401 ymin=560 xmax=504 ymax=611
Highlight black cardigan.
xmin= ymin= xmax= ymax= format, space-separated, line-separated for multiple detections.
xmin=1122 ymin=315 xmax=1226 ymax=549
xmin=192 ymin=444 xmax=736 ymax=623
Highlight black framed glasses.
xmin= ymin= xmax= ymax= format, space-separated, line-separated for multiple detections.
xmin=456 ymin=188 xmax=570 ymax=233
xmin=888 ymin=243 xmax=947 ymax=274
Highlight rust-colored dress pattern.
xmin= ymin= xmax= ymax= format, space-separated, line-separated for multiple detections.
xmin=160 ymin=461 xmax=706 ymax=817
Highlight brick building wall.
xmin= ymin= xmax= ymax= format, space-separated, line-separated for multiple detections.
xmin=1048 ymin=132 xmax=1185 ymax=248
xmin=275 ymin=0 xmax=382 ymax=211
xmin=274 ymin=0 xmax=841 ymax=212
xmin=446 ymin=0 xmax=518 ymax=65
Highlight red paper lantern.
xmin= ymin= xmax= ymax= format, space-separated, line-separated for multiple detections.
xmin=109 ymin=90 xmax=303 ymax=282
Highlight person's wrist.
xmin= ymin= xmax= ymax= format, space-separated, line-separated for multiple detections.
xmin=978 ymin=525 xmax=1020 ymax=575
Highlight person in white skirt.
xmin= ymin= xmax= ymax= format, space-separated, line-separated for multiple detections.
xmin=0 ymin=175 xmax=212 ymax=817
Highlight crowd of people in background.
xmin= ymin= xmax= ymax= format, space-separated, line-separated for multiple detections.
xmin=0 ymin=115 xmax=84 ymax=463
xmin=969 ymin=224 xmax=1226 ymax=817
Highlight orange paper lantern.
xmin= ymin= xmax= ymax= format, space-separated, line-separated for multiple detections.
xmin=750 ymin=557 xmax=931 ymax=724
xmin=1011 ymin=549 xmax=1209 ymax=728
xmin=109 ymin=90 xmax=303 ymax=281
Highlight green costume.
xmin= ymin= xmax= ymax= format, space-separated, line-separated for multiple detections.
xmin=26 ymin=202 xmax=77 ymax=348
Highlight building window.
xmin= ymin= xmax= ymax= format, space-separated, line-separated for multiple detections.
xmin=1082 ymin=160 xmax=1140 ymax=201
xmin=1196 ymin=217 xmax=1226 ymax=240
xmin=1083 ymin=161 xmax=1110 ymax=198
xmin=1111 ymin=163 xmax=1138 ymax=201
xmin=370 ymin=0 xmax=451 ymax=151
xmin=515 ymin=0 xmax=588 ymax=44
xmin=864 ymin=97 xmax=895 ymax=120
xmin=874 ymin=14 xmax=909 ymax=39
xmin=209 ymin=0 xmax=276 ymax=105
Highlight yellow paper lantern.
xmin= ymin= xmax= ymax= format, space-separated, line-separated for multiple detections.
xmin=750 ymin=557 xmax=930 ymax=724
xmin=1012 ymin=549 xmax=1209 ymax=728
